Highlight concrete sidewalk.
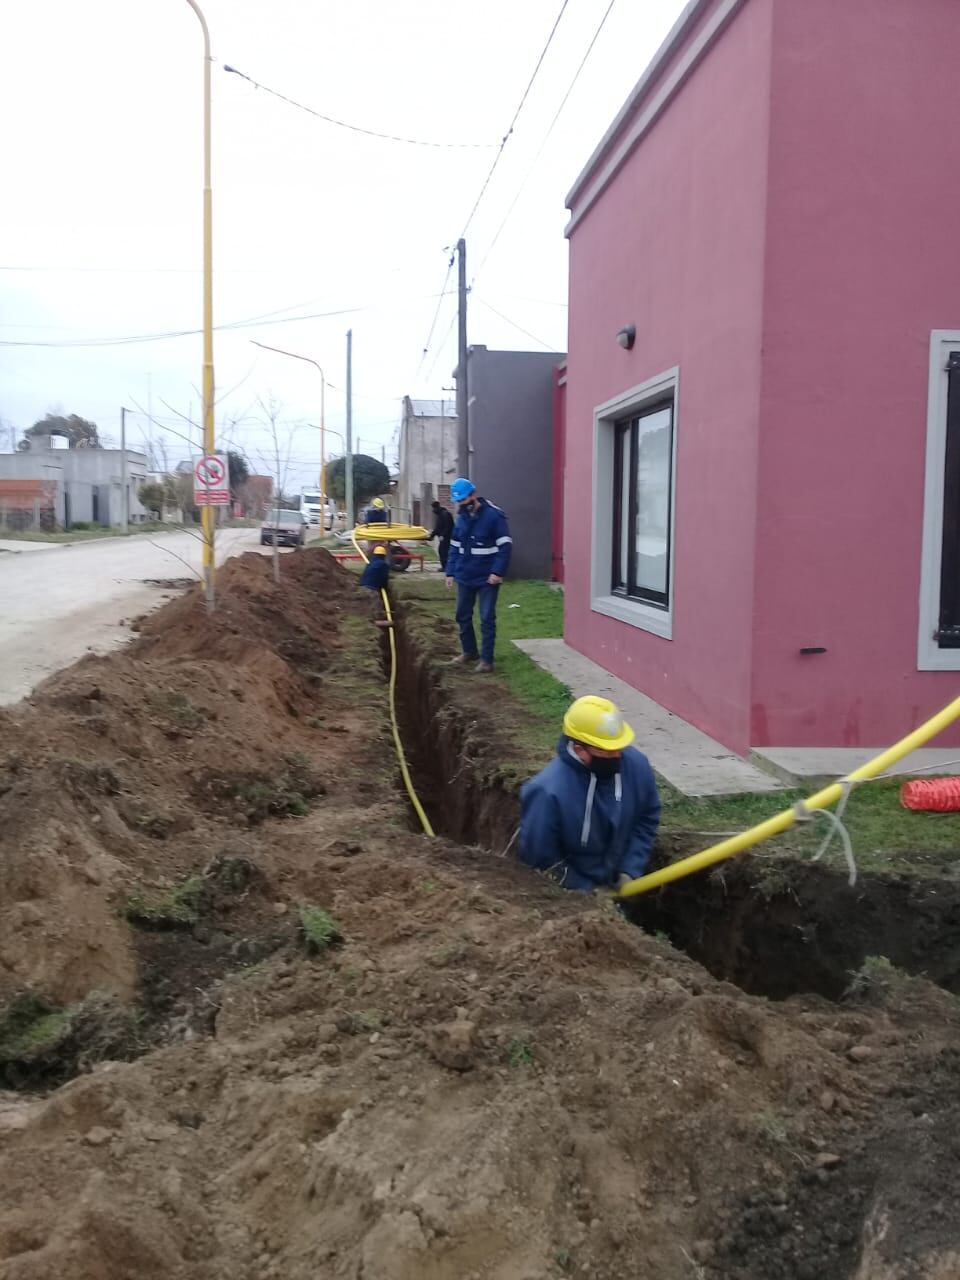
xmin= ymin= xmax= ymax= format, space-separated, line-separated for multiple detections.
xmin=753 ymin=745 xmax=960 ymax=786
xmin=0 ymin=539 xmax=67 ymax=554
xmin=513 ymin=638 xmax=782 ymax=797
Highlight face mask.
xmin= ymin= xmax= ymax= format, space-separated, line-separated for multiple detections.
xmin=461 ymin=499 xmax=477 ymax=514
xmin=587 ymin=755 xmax=621 ymax=779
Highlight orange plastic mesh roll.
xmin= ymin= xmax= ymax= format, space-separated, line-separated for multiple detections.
xmin=900 ymin=777 xmax=960 ymax=812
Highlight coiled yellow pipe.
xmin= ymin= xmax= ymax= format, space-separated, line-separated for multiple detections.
xmin=351 ymin=532 xmax=435 ymax=838
xmin=617 ymin=693 xmax=960 ymax=899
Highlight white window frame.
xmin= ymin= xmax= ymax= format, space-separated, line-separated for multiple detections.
xmin=591 ymin=368 xmax=679 ymax=640
xmin=918 ymin=331 xmax=960 ymax=670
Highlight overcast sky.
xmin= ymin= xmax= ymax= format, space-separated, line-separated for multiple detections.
xmin=1 ymin=0 xmax=686 ymax=492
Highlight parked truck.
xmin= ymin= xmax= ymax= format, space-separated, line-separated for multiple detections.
xmin=299 ymin=491 xmax=335 ymax=530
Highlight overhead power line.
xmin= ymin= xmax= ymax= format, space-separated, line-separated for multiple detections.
xmin=459 ymin=0 xmax=571 ymax=244
xmin=223 ymin=65 xmax=496 ymax=149
xmin=415 ymin=252 xmax=456 ymax=378
xmin=474 ymin=296 xmax=558 ymax=351
xmin=0 ymin=305 xmax=365 ymax=349
xmin=474 ymin=0 xmax=618 ymax=282
xmin=0 ymin=286 xmax=460 ymax=349
xmin=416 ymin=0 xmax=571 ymax=375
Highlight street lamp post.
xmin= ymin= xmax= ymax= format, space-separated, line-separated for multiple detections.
xmin=120 ymin=405 xmax=131 ymax=534
xmin=184 ymin=0 xmax=216 ymax=609
xmin=251 ymin=340 xmax=328 ymax=510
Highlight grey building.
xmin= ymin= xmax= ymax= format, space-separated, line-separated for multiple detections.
xmin=0 ymin=437 xmax=151 ymax=528
xmin=466 ymin=345 xmax=565 ymax=580
xmin=396 ymin=398 xmax=458 ymax=525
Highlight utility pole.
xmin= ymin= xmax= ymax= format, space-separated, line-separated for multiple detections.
xmin=346 ymin=329 xmax=355 ymax=529
xmin=185 ymin=0 xmax=216 ymax=610
xmin=456 ymin=238 xmax=469 ymax=478
xmin=120 ymin=406 xmax=130 ymax=534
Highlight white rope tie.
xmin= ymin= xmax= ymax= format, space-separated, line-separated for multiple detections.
xmin=793 ymin=779 xmax=857 ymax=886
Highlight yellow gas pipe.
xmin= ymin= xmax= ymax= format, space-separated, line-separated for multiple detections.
xmin=617 ymin=694 xmax=960 ymax=899
xmin=351 ymin=529 xmax=435 ymax=838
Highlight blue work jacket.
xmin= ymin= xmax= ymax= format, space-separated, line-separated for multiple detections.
xmin=519 ymin=737 xmax=661 ymax=891
xmin=447 ymin=498 xmax=512 ymax=587
xmin=360 ymin=557 xmax=390 ymax=590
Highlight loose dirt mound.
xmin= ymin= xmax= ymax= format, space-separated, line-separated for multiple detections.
xmin=0 ymin=550 xmax=357 ymax=1007
xmin=1 ymin=548 xmax=960 ymax=1279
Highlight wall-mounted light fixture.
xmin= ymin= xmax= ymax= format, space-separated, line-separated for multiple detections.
xmin=616 ymin=324 xmax=636 ymax=350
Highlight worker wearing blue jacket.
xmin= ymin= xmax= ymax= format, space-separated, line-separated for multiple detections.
xmin=519 ymin=696 xmax=661 ymax=892
xmin=444 ymin=476 xmax=512 ymax=674
xmin=359 ymin=546 xmax=393 ymax=628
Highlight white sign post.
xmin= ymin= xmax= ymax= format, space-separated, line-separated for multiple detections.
xmin=193 ymin=454 xmax=230 ymax=506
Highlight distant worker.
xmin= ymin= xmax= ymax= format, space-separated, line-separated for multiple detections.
xmin=364 ymin=497 xmax=389 ymax=525
xmin=428 ymin=499 xmax=454 ymax=572
xmin=444 ymin=477 xmax=511 ymax=674
xmin=519 ymin=696 xmax=661 ymax=892
xmin=359 ymin=545 xmax=392 ymax=627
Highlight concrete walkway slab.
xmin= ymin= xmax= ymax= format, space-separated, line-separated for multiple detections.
xmin=513 ymin=638 xmax=782 ymax=797
xmin=753 ymin=746 xmax=960 ymax=786
xmin=0 ymin=540 xmax=67 ymax=554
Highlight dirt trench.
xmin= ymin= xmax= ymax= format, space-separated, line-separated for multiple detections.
xmin=387 ymin=600 xmax=960 ymax=1007
xmin=2 ymin=551 xmax=960 ymax=1279
xmin=387 ymin=610 xmax=520 ymax=855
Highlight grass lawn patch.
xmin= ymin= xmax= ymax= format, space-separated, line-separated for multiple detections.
xmin=3 ymin=522 xmax=177 ymax=543
xmin=395 ymin=576 xmax=568 ymax=776
xmin=660 ymin=777 xmax=960 ymax=877
xmin=395 ymin=573 xmax=960 ymax=877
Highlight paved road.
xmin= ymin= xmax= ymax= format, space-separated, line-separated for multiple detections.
xmin=0 ymin=527 xmax=314 ymax=707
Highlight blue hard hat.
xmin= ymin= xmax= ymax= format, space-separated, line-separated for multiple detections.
xmin=451 ymin=477 xmax=476 ymax=503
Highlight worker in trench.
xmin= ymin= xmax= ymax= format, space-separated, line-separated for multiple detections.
xmin=359 ymin=545 xmax=393 ymax=627
xmin=518 ymin=696 xmax=661 ymax=892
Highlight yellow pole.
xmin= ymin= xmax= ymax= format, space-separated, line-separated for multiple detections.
xmin=185 ymin=0 xmax=216 ymax=609
xmin=618 ymin=693 xmax=960 ymax=899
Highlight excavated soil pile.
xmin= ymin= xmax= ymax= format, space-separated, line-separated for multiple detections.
xmin=1 ymin=549 xmax=960 ymax=1280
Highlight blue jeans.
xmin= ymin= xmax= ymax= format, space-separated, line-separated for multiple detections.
xmin=456 ymin=583 xmax=499 ymax=664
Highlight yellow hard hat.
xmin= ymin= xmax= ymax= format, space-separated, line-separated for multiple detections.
xmin=373 ymin=545 xmax=388 ymax=556
xmin=372 ymin=497 xmax=385 ymax=509
xmin=563 ymin=696 xmax=635 ymax=751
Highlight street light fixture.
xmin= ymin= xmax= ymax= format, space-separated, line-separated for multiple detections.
xmin=184 ymin=0 xmax=216 ymax=609
xmin=251 ymin=340 xmax=328 ymax=511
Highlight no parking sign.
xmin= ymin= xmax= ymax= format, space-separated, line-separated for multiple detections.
xmin=193 ymin=454 xmax=230 ymax=506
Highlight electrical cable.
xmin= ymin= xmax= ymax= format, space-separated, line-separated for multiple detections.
xmin=350 ymin=532 xmax=435 ymax=837
xmin=0 ymin=305 xmax=366 ymax=350
xmin=223 ymin=64 xmax=495 ymax=149
xmin=473 ymin=295 xmax=557 ymax=350
xmin=473 ymin=0 xmax=618 ymax=282
xmin=415 ymin=0 xmax=570 ymax=375
xmin=458 ymin=0 xmax=571 ymax=244
xmin=415 ymin=252 xmax=456 ymax=377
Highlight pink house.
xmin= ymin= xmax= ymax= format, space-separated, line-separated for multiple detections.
xmin=562 ymin=0 xmax=960 ymax=755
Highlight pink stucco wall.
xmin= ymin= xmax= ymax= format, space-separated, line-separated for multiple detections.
xmin=566 ymin=0 xmax=960 ymax=751
xmin=751 ymin=0 xmax=960 ymax=746
xmin=564 ymin=0 xmax=775 ymax=753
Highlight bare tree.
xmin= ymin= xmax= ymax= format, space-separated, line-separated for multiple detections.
xmin=254 ymin=393 xmax=300 ymax=585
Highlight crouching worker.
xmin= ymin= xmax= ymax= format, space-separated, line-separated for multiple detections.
xmin=519 ymin=696 xmax=661 ymax=892
xmin=359 ymin=545 xmax=392 ymax=627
